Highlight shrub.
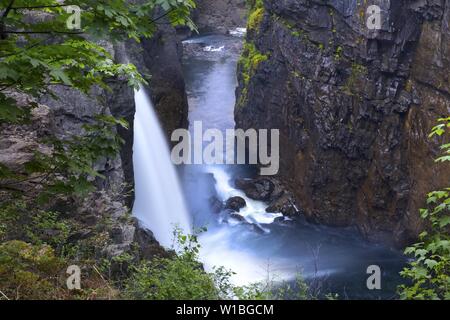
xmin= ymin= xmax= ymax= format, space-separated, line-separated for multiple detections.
xmin=399 ymin=118 xmax=450 ymax=300
xmin=0 ymin=241 xmax=65 ymax=300
xmin=124 ymin=229 xmax=218 ymax=300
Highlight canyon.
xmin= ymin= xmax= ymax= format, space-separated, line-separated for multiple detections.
xmin=1 ymin=0 xmax=449 ymax=300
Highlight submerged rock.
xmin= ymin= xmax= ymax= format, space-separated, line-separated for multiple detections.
xmin=229 ymin=212 xmax=247 ymax=223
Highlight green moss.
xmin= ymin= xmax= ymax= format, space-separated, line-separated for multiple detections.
xmin=246 ymin=0 xmax=265 ymax=31
xmin=291 ymin=30 xmax=302 ymax=37
xmin=334 ymin=46 xmax=344 ymax=60
xmin=239 ymin=43 xmax=268 ymax=85
xmin=248 ymin=7 xmax=265 ymax=31
xmin=405 ymin=79 xmax=413 ymax=93
xmin=237 ymin=42 xmax=269 ymax=109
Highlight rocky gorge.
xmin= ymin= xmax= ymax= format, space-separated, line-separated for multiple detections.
xmin=1 ymin=0 xmax=449 ymax=300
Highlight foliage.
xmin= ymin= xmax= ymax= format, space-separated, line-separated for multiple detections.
xmin=399 ymin=117 xmax=450 ymax=300
xmin=0 ymin=0 xmax=196 ymax=121
xmin=0 ymin=240 xmax=65 ymax=300
xmin=231 ymin=273 xmax=312 ymax=300
xmin=237 ymin=41 xmax=268 ymax=109
xmin=25 ymin=210 xmax=71 ymax=247
xmin=124 ymin=228 xmax=219 ymax=300
xmin=0 ymin=1 xmax=196 ymax=209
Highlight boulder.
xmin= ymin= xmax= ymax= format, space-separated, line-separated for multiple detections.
xmin=235 ymin=178 xmax=275 ymax=201
xmin=266 ymin=194 xmax=300 ymax=217
xmin=224 ymin=196 xmax=247 ymax=212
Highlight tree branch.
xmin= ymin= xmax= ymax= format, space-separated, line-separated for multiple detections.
xmin=150 ymin=8 xmax=175 ymax=25
xmin=11 ymin=4 xmax=76 ymax=10
xmin=0 ymin=0 xmax=15 ymax=39
xmin=0 ymin=35 xmax=54 ymax=58
xmin=2 ymin=30 xmax=84 ymax=35
xmin=1 ymin=0 xmax=15 ymax=21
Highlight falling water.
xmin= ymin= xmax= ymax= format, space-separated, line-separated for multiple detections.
xmin=132 ymin=87 xmax=191 ymax=248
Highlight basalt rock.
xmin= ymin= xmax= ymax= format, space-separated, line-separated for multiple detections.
xmin=235 ymin=0 xmax=450 ymax=246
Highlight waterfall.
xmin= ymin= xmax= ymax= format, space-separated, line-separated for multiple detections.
xmin=132 ymin=87 xmax=191 ymax=248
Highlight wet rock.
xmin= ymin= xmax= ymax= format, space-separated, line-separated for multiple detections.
xmin=266 ymin=194 xmax=300 ymax=217
xmin=229 ymin=212 xmax=247 ymax=223
xmin=133 ymin=223 xmax=169 ymax=260
xmin=235 ymin=178 xmax=275 ymax=201
xmin=225 ymin=196 xmax=247 ymax=212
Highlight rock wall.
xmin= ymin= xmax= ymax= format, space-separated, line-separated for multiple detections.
xmin=235 ymin=0 xmax=450 ymax=245
xmin=193 ymin=0 xmax=247 ymax=33
xmin=125 ymin=22 xmax=189 ymax=141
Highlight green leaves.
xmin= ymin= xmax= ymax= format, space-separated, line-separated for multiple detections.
xmin=399 ymin=118 xmax=450 ymax=300
xmin=0 ymin=0 xmax=196 ymax=128
xmin=430 ymin=118 xmax=450 ymax=138
xmin=0 ymin=93 xmax=25 ymax=122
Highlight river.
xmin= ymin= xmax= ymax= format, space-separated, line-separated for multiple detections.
xmin=180 ymin=33 xmax=407 ymax=299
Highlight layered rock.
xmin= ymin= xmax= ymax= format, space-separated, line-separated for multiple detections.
xmin=235 ymin=0 xmax=450 ymax=245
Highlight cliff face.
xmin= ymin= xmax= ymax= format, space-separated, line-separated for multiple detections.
xmin=124 ymin=23 xmax=189 ymax=142
xmin=235 ymin=0 xmax=450 ymax=245
xmin=193 ymin=0 xmax=247 ymax=33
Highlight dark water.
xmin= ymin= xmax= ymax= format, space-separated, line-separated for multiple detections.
xmin=180 ymin=34 xmax=407 ymax=299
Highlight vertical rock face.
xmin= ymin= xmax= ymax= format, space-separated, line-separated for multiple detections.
xmin=193 ymin=0 xmax=247 ymax=33
xmin=125 ymin=23 xmax=189 ymax=142
xmin=235 ymin=0 xmax=450 ymax=245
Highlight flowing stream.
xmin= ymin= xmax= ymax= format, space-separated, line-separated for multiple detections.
xmin=180 ymin=34 xmax=407 ymax=299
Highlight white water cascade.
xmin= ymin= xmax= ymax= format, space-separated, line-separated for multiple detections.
xmin=132 ymin=87 xmax=192 ymax=248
